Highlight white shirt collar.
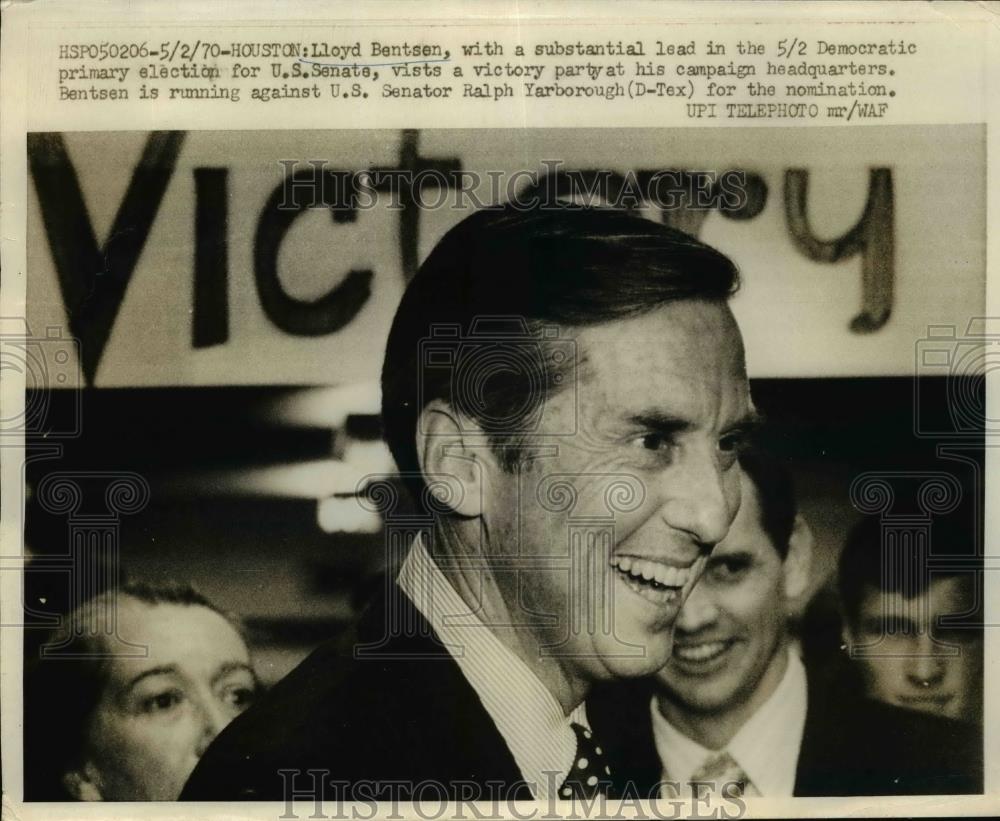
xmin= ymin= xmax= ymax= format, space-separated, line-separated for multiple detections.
xmin=650 ymin=648 xmax=809 ymax=797
xmin=397 ymin=535 xmax=587 ymax=799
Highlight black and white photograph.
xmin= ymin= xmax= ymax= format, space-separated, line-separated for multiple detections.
xmin=1 ymin=3 xmax=997 ymax=819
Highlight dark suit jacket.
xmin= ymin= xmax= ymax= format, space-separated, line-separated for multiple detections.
xmin=181 ymin=583 xmax=532 ymax=801
xmin=587 ymin=662 xmax=983 ymax=797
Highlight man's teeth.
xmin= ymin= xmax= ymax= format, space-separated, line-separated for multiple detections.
xmin=610 ymin=556 xmax=691 ymax=589
xmin=674 ymin=641 xmax=728 ymax=661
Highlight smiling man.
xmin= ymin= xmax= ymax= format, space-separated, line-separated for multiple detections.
xmin=183 ymin=204 xmax=755 ymax=802
xmin=590 ymin=450 xmax=982 ymax=797
xmin=650 ymin=451 xmax=812 ymax=797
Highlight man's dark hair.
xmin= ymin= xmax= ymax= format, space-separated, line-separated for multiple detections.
xmin=838 ymin=516 xmax=974 ymax=630
xmin=738 ymin=448 xmax=797 ymax=561
xmin=23 ymin=580 xmax=247 ymax=801
xmin=380 ymin=204 xmax=740 ymax=506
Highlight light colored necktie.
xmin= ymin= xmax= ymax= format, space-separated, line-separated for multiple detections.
xmin=689 ymin=751 xmax=755 ymax=798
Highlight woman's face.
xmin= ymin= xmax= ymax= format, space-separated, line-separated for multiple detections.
xmin=66 ymin=597 xmax=257 ymax=800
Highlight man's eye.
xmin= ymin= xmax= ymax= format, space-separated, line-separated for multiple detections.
xmin=862 ymin=617 xmax=919 ymax=638
xmin=709 ymin=557 xmax=750 ymax=581
xmin=717 ymin=432 xmax=746 ymax=469
xmin=634 ymin=433 xmax=670 ymax=452
xmin=719 ymin=431 xmax=744 ymax=452
xmin=141 ymin=689 xmax=184 ymax=713
xmin=932 ymin=627 xmax=970 ymax=644
xmin=223 ymin=685 xmax=258 ymax=712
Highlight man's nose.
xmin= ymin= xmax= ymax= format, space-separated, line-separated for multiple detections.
xmin=675 ymin=581 xmax=718 ymax=634
xmin=194 ymin=697 xmax=232 ymax=756
xmin=904 ymin=637 xmax=947 ymax=688
xmin=658 ymin=447 xmax=734 ymax=548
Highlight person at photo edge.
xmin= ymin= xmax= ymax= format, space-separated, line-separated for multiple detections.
xmin=23 ymin=581 xmax=260 ymax=801
xmin=839 ymin=515 xmax=983 ymax=728
xmin=182 ymin=203 xmax=757 ymax=800
xmin=588 ymin=449 xmax=982 ymax=797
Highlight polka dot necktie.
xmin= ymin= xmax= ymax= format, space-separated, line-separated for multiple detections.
xmin=689 ymin=751 xmax=755 ymax=798
xmin=559 ymin=722 xmax=615 ymax=799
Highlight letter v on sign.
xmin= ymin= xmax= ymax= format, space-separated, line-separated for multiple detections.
xmin=28 ymin=131 xmax=185 ymax=385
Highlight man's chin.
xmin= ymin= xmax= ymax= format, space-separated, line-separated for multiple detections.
xmin=594 ymin=638 xmax=675 ymax=680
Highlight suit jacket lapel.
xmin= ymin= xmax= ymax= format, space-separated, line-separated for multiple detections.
xmin=353 ymin=579 xmax=533 ymax=796
xmin=793 ymin=660 xmax=868 ymax=796
xmin=588 ymin=678 xmax=664 ymax=797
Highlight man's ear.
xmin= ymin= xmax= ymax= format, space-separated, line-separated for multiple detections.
xmin=415 ymin=399 xmax=487 ymax=518
xmin=783 ymin=513 xmax=814 ymax=601
xmin=62 ymin=763 xmax=103 ymax=801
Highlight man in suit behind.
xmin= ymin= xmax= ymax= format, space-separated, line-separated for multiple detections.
xmin=182 ymin=203 xmax=758 ymax=802
xmin=590 ymin=450 xmax=982 ymax=798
